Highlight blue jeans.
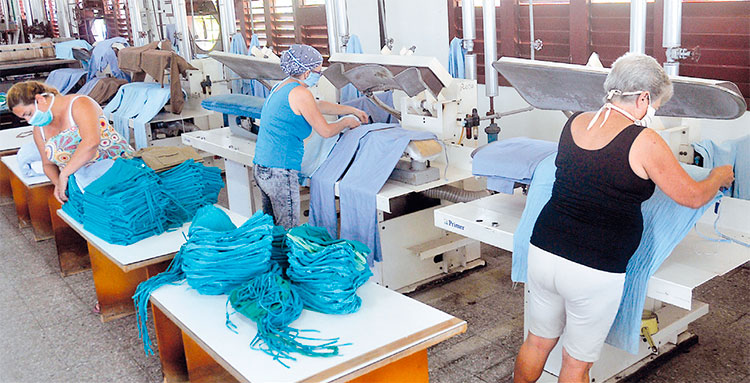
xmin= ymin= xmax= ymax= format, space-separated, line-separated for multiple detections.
xmin=253 ymin=165 xmax=300 ymax=229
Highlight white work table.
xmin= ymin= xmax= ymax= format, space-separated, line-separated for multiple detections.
xmin=56 ymin=205 xmax=247 ymax=322
xmin=151 ymin=281 xmax=466 ymax=383
xmin=0 ymin=126 xmax=33 ymax=155
xmin=2 ymin=154 xmax=53 ymax=240
xmin=435 ymin=191 xmax=750 ymax=382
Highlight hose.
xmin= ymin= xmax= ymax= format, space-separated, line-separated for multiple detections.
xmin=421 ymin=185 xmax=491 ymax=203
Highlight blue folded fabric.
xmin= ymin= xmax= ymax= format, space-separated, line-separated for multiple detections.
xmin=17 ymin=142 xmax=44 ymax=177
xmin=45 ymin=68 xmax=87 ymax=95
xmin=104 ymin=83 xmax=171 ymax=149
xmin=340 ymin=35 xmax=364 ymax=103
xmin=693 ymin=135 xmax=750 ymax=200
xmin=472 ymin=137 xmax=557 ymax=194
xmin=200 ymin=94 xmax=265 ymax=119
xmin=342 ymin=91 xmax=395 ymax=124
xmin=448 ymin=37 xmax=466 ymax=79
xmin=512 ymin=154 xmax=721 ymax=354
xmin=55 ymin=39 xmax=92 ymax=60
xmin=88 ymin=37 xmax=130 ymax=82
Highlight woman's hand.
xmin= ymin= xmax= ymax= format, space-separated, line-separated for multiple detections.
xmin=54 ymin=174 xmax=69 ymax=203
xmin=710 ymin=165 xmax=735 ymax=189
xmin=344 ymin=116 xmax=362 ymax=129
xmin=350 ymin=108 xmax=369 ymax=124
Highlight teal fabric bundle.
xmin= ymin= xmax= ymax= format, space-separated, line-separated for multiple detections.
xmin=271 ymin=225 xmax=290 ymax=271
xmin=64 ymin=158 xmax=224 ymax=245
xmin=227 ymin=264 xmax=344 ymax=367
xmin=62 ymin=175 xmax=85 ymax=222
xmin=286 ymin=225 xmax=372 ymax=314
xmin=159 ymin=160 xmax=223 ymax=226
xmin=133 ymin=206 xmax=274 ymax=355
xmin=82 ymin=159 xmax=170 ymax=244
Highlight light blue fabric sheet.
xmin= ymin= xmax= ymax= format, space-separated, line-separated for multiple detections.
xmin=339 ymin=127 xmax=437 ymax=265
xmin=472 ymin=137 xmax=557 ymax=194
xmin=342 ymin=91 xmax=395 ymax=124
xmin=448 ymin=37 xmax=466 ymax=79
xmin=45 ymin=68 xmax=87 ymax=95
xmin=229 ymin=33 xmax=270 ymax=98
xmin=88 ymin=37 xmax=130 ymax=82
xmin=74 ymin=159 xmax=115 ymax=191
xmin=55 ymin=39 xmax=92 ymax=60
xmin=17 ymin=142 xmax=44 ymax=177
xmin=309 ymin=124 xmax=398 ymax=239
xmin=340 ymin=35 xmax=364 ymax=103
xmin=300 ymin=130 xmax=339 ymax=183
xmin=76 ymin=77 xmax=100 ymax=96
xmin=693 ymin=136 xmax=750 ymax=200
xmin=200 ymin=94 xmax=264 ymax=119
xmin=103 ymin=83 xmax=171 ymax=149
xmin=512 ymin=154 xmax=721 ymax=354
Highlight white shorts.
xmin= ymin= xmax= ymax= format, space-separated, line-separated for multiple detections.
xmin=527 ymin=244 xmax=626 ymax=362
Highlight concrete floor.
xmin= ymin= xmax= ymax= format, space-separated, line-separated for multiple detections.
xmin=0 ymin=195 xmax=748 ymax=382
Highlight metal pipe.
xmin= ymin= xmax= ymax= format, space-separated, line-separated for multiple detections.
xmin=377 ymin=0 xmax=388 ymax=49
xmin=529 ymin=0 xmax=536 ymax=60
xmin=482 ymin=0 xmax=498 ymax=97
xmin=663 ymin=0 xmax=683 ymax=76
xmin=335 ymin=0 xmax=349 ymax=48
xmin=325 ymin=0 xmax=340 ymax=54
xmin=462 ymin=0 xmax=477 ymax=80
xmin=481 ymin=105 xmax=535 ymax=121
xmin=368 ymin=94 xmax=401 ymax=121
xmin=629 ymin=0 xmax=647 ymax=53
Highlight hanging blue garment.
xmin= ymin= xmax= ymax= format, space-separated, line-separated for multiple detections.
xmin=55 ymin=39 xmax=92 ymax=60
xmin=448 ymin=37 xmax=466 ymax=79
xmin=45 ymin=68 xmax=87 ymax=95
xmin=339 ymin=35 xmax=364 ymax=103
xmin=103 ymin=82 xmax=171 ymax=149
xmin=472 ymin=137 xmax=557 ymax=194
xmin=247 ymin=35 xmax=271 ymax=98
xmin=512 ymin=154 xmax=721 ymax=354
xmin=76 ymin=77 xmax=101 ymax=96
xmin=88 ymin=37 xmax=131 ymax=82
xmin=338 ymin=127 xmax=437 ymax=265
xmin=229 ymin=33 xmax=248 ymax=95
xmin=16 ymin=142 xmax=44 ymax=177
xmin=693 ymin=135 xmax=750 ymax=200
xmin=342 ymin=91 xmax=395 ymax=124
xmin=309 ymin=123 xmax=398 ymax=238
xmin=165 ymin=24 xmax=180 ymax=53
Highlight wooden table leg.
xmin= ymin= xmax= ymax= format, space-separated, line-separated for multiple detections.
xmin=0 ymin=160 xmax=12 ymax=206
xmin=152 ymin=304 xmax=189 ymax=383
xmin=182 ymin=332 xmax=239 ymax=383
xmin=8 ymin=170 xmax=30 ymax=228
xmin=28 ymin=184 xmax=54 ymax=241
xmin=48 ymin=196 xmax=90 ymax=276
xmin=88 ymin=244 xmax=156 ymax=322
xmin=348 ymin=349 xmax=429 ymax=383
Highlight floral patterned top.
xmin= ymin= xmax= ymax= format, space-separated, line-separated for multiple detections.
xmin=41 ymin=96 xmax=134 ymax=169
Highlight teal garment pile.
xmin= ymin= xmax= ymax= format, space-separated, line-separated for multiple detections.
xmin=285 ymin=224 xmax=372 ymax=314
xmin=159 ymin=160 xmax=224 ymax=226
xmin=227 ymin=264 xmax=345 ymax=367
xmin=271 ymin=225 xmax=290 ymax=271
xmin=133 ymin=206 xmax=275 ymax=355
xmin=512 ymin=154 xmax=721 ymax=354
xmin=64 ymin=158 xmax=224 ymax=245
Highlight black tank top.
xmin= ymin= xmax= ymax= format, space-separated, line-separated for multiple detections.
xmin=530 ymin=112 xmax=655 ymax=273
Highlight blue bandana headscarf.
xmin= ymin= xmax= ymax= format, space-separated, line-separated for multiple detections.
xmin=280 ymin=44 xmax=323 ymax=77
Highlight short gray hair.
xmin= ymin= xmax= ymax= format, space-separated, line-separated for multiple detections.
xmin=603 ymin=52 xmax=673 ymax=105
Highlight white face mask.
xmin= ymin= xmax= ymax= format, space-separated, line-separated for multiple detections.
xmin=586 ymin=90 xmax=655 ymax=130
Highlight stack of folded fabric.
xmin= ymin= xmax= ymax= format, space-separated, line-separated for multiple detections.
xmin=81 ymin=159 xmax=169 ymax=245
xmin=271 ymin=225 xmax=290 ymax=271
xmin=62 ymin=175 xmax=85 ymax=222
xmin=158 ymin=159 xmax=223 ymax=226
xmin=285 ymin=224 xmax=372 ymax=314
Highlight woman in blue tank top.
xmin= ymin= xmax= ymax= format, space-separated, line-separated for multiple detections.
xmin=513 ymin=53 xmax=734 ymax=383
xmin=253 ymin=44 xmax=368 ymax=229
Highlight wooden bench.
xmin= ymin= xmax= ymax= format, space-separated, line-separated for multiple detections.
xmin=2 ymin=154 xmax=54 ymax=240
xmin=150 ymin=281 xmax=466 ymax=383
xmin=0 ymin=126 xmax=33 ymax=206
xmin=57 ymin=206 xmax=247 ymax=322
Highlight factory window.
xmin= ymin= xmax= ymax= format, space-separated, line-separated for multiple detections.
xmin=236 ymin=0 xmax=329 ymax=60
xmin=450 ymin=0 xmax=750 ymax=108
xmin=187 ymin=0 xmax=222 ymax=53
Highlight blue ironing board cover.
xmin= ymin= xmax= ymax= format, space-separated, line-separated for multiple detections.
xmin=201 ymin=94 xmax=265 ymax=119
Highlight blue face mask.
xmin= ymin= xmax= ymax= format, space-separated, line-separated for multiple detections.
xmin=28 ymin=94 xmax=55 ymax=127
xmin=304 ymin=71 xmax=321 ymax=88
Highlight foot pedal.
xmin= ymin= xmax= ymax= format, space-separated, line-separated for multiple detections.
xmin=640 ymin=310 xmax=660 ymax=354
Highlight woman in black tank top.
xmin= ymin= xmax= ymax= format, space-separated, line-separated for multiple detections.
xmin=514 ymin=53 xmax=734 ymax=383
